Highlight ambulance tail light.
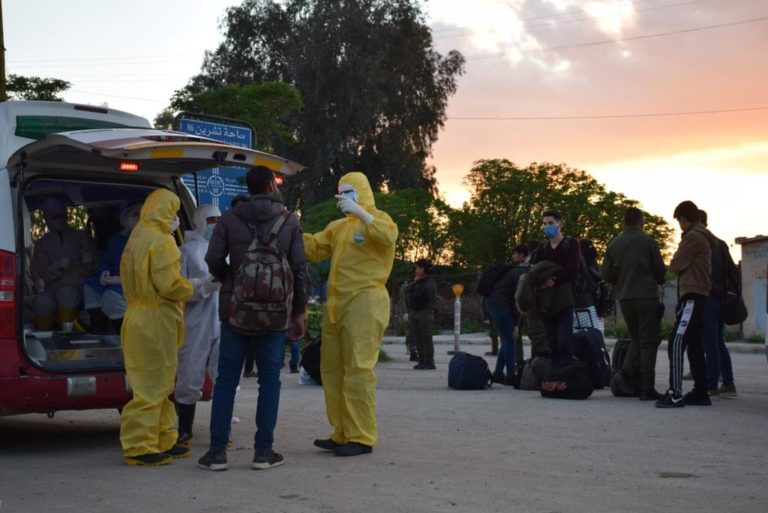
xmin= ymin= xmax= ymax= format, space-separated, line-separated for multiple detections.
xmin=0 ymin=251 xmax=17 ymax=339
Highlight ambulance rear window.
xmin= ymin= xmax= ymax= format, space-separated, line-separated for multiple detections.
xmin=15 ymin=115 xmax=132 ymax=140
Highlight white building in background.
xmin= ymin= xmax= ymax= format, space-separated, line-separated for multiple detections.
xmin=735 ymin=235 xmax=767 ymax=339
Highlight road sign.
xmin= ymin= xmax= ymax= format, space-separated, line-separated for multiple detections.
xmin=175 ymin=115 xmax=254 ymax=211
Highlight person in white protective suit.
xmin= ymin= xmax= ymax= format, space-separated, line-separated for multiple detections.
xmin=174 ymin=205 xmax=223 ymax=446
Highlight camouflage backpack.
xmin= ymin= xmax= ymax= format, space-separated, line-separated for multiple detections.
xmin=228 ymin=211 xmax=294 ymax=333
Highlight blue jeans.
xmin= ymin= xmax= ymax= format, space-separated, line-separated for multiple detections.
xmin=702 ymin=298 xmax=734 ymax=389
xmin=209 ymin=321 xmax=286 ymax=454
xmin=286 ymin=339 xmax=300 ymax=368
xmin=484 ymin=299 xmax=518 ymax=377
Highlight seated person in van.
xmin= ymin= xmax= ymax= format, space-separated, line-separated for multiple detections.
xmin=30 ymin=198 xmax=98 ymax=330
xmin=83 ymin=200 xmax=143 ymax=333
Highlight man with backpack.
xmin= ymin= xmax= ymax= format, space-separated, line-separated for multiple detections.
xmin=601 ymin=207 xmax=666 ymax=400
xmin=699 ymin=210 xmax=740 ymax=397
xmin=530 ymin=209 xmax=580 ymax=366
xmin=198 ymin=166 xmax=309 ymax=471
xmin=480 ymin=244 xmax=529 ymax=385
xmin=303 ymin=172 xmax=398 ymax=457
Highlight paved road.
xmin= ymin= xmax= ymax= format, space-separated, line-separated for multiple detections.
xmin=1 ymin=343 xmax=766 ymax=513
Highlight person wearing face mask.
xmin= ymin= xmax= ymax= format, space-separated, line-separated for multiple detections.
xmin=530 ymin=208 xmax=580 ymax=366
xmin=119 ymin=188 xmax=195 ymax=466
xmin=303 ymin=172 xmax=398 ymax=457
xmin=31 ymin=198 xmax=98 ymax=330
xmin=174 ymin=204 xmax=222 ymax=446
xmin=83 ymin=200 xmax=143 ymax=333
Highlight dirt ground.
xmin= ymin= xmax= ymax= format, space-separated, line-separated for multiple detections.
xmin=1 ymin=341 xmax=766 ymax=513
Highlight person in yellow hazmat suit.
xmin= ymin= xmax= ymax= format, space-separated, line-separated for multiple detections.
xmin=304 ymin=172 xmax=398 ymax=457
xmin=119 ymin=188 xmax=196 ymax=466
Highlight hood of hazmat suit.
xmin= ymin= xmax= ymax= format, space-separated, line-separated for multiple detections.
xmin=119 ymin=188 xmax=194 ymax=458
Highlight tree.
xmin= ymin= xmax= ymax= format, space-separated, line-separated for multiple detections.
xmin=165 ymin=81 xmax=302 ymax=152
xmin=448 ymin=159 xmax=673 ymax=268
xmin=185 ymin=0 xmax=465 ymax=209
xmin=6 ymin=74 xmax=71 ymax=101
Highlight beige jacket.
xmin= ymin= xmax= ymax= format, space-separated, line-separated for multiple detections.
xmin=669 ymin=223 xmax=714 ymax=298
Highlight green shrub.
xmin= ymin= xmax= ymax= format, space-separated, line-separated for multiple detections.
xmin=378 ymin=348 xmax=391 ymax=362
xmin=745 ymin=333 xmax=765 ymax=344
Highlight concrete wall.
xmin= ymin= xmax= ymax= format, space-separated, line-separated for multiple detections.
xmin=739 ymin=239 xmax=768 ymax=338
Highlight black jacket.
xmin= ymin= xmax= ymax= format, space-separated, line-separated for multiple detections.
xmin=205 ymin=194 xmax=309 ymax=320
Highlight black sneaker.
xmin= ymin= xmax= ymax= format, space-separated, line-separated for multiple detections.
xmin=313 ymin=438 xmax=340 ymax=451
xmin=290 ymin=364 xmax=299 ymax=374
xmin=252 ymin=451 xmax=285 ymax=470
xmin=655 ymin=391 xmax=685 ymax=408
xmin=491 ymin=371 xmax=505 ymax=384
xmin=683 ymin=391 xmax=712 ymax=406
xmin=163 ymin=445 xmax=191 ymax=459
xmin=124 ymin=453 xmax=173 ymax=466
xmin=335 ymin=442 xmax=372 ymax=457
xmin=413 ymin=362 xmax=427 ymax=370
xmin=197 ymin=448 xmax=228 ymax=471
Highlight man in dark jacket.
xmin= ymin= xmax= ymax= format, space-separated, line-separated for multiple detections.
xmin=656 ymin=200 xmax=714 ymax=408
xmin=198 ymin=166 xmax=308 ymax=471
xmin=601 ymin=207 xmax=666 ymax=400
xmin=699 ymin=210 xmax=740 ymax=397
xmin=485 ymin=244 xmax=529 ymax=385
xmin=406 ymin=259 xmax=437 ymax=370
xmin=531 ymin=209 xmax=580 ymax=366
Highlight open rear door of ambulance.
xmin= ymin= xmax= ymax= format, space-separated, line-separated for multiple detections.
xmin=7 ymin=128 xmax=304 ymax=178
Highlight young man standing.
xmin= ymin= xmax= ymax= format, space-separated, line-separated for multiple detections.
xmin=485 ymin=244 xmax=529 ymax=385
xmin=601 ymin=207 xmax=666 ymax=400
xmin=530 ymin=209 xmax=580 ymax=366
xmin=198 ymin=166 xmax=308 ymax=470
xmin=698 ymin=209 xmax=740 ymax=397
xmin=657 ymin=200 xmax=713 ymax=408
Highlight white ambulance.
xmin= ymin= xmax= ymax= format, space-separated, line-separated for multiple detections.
xmin=0 ymin=100 xmax=302 ymax=416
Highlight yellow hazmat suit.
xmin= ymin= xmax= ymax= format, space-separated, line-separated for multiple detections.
xmin=119 ymin=189 xmax=193 ymax=460
xmin=303 ymin=172 xmax=398 ymax=447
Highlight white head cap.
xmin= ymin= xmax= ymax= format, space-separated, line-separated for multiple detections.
xmin=193 ymin=204 xmax=221 ymax=236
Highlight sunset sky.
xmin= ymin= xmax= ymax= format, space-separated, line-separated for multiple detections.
xmin=5 ymin=0 xmax=767 ymax=259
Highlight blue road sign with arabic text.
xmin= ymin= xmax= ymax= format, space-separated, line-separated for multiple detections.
xmin=178 ymin=118 xmax=253 ymax=211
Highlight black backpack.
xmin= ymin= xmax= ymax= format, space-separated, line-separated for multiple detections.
xmin=299 ymin=337 xmax=322 ymax=385
xmin=476 ymin=263 xmax=514 ymax=297
xmin=540 ymin=360 xmax=593 ymax=400
xmin=448 ymin=352 xmax=492 ymax=390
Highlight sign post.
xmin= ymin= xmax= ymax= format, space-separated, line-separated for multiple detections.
xmin=174 ymin=113 xmax=254 ymax=211
xmin=448 ymin=284 xmax=465 ymax=355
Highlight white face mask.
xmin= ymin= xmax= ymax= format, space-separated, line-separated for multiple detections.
xmin=169 ymin=216 xmax=180 ymax=233
xmin=338 ymin=189 xmax=359 ymax=204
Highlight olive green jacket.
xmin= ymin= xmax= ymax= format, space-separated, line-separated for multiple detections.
xmin=601 ymin=227 xmax=666 ymax=300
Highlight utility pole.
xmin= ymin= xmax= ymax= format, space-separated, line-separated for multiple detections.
xmin=0 ymin=0 xmax=6 ymax=101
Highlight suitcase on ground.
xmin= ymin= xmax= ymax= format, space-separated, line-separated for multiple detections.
xmin=448 ymin=352 xmax=492 ymax=390
xmin=572 ymin=327 xmax=612 ymax=389
xmin=540 ymin=360 xmax=593 ymax=400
